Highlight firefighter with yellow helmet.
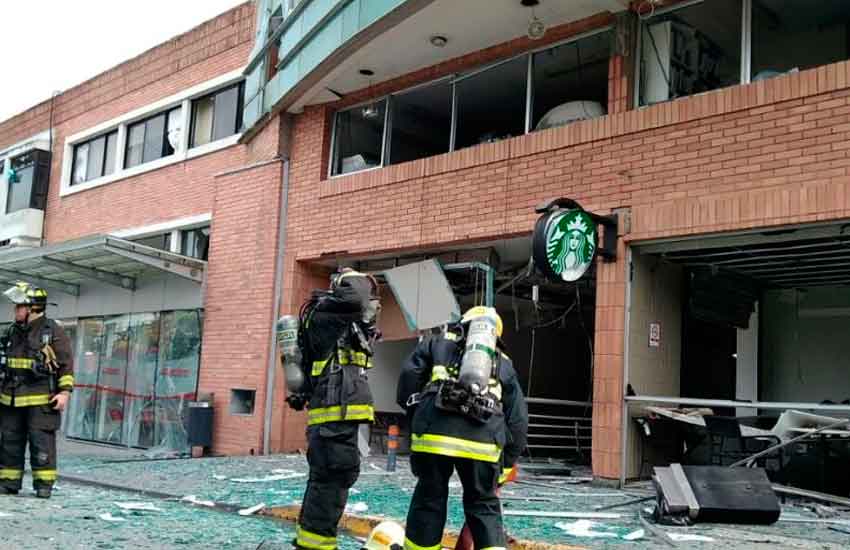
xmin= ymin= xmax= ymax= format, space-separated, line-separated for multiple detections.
xmin=397 ymin=306 xmax=528 ymax=550
xmin=0 ymin=282 xmax=74 ymax=498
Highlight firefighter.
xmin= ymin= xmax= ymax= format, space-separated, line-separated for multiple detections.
xmin=288 ymin=268 xmax=381 ymax=550
xmin=397 ymin=306 xmax=528 ymax=550
xmin=0 ymin=283 xmax=74 ymax=498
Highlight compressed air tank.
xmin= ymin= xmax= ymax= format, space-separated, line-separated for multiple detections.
xmin=276 ymin=315 xmax=304 ymax=393
xmin=458 ymin=307 xmax=499 ymax=395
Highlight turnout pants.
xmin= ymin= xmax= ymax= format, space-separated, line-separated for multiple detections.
xmin=0 ymin=404 xmax=60 ymax=491
xmin=405 ymin=452 xmax=505 ymax=550
xmin=296 ymin=422 xmax=361 ymax=550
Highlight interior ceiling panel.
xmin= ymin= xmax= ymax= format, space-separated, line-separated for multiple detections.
xmin=640 ymin=224 xmax=850 ymax=289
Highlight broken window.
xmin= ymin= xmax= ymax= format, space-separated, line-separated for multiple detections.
xmin=751 ymin=0 xmax=850 ymax=81
xmin=64 ymin=310 xmax=202 ymax=453
xmin=331 ymin=98 xmax=387 ymax=175
xmin=125 ymin=107 xmax=182 ymax=169
xmin=66 ymin=318 xmax=104 ymax=441
xmin=134 ymin=232 xmax=172 ymax=252
xmin=532 ymin=31 xmax=611 ymax=131
xmin=124 ymin=312 xmax=160 ymax=448
xmin=639 ymin=0 xmax=742 ymax=105
xmin=190 ymin=82 xmax=245 ymax=148
xmin=71 ymin=130 xmax=118 ymax=185
xmin=94 ymin=315 xmax=130 ymax=445
xmin=454 ymin=55 xmax=528 ymax=150
xmin=155 ymin=310 xmax=202 ymax=453
xmin=388 ymin=80 xmax=452 ymax=165
xmin=180 ymin=226 xmax=210 ymax=260
xmin=6 ymin=153 xmax=36 ymax=214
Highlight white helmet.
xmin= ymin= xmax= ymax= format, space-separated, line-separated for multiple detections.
xmin=362 ymin=521 xmax=405 ymax=550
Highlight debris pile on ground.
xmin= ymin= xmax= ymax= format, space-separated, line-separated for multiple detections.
xmin=45 ymin=440 xmax=850 ymax=548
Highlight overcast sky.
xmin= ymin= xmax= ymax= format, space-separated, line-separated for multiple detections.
xmin=0 ymin=0 xmax=249 ymax=124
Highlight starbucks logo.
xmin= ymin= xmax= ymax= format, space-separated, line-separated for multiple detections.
xmin=533 ymin=208 xmax=597 ymax=283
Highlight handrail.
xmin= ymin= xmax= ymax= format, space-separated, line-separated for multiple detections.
xmin=525 ymin=398 xmax=592 ymax=455
xmin=625 ymin=395 xmax=850 ymax=413
xmin=526 ymin=397 xmax=592 ymax=407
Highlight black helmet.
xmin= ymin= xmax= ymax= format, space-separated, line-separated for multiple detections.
xmin=331 ymin=268 xmax=378 ymax=300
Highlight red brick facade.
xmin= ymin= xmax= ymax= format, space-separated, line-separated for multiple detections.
xmin=277 ymin=33 xmax=850 ymax=479
xmin=0 ymin=3 xmax=273 ymax=456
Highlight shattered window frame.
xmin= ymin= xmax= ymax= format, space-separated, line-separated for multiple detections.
xmin=327 ymin=27 xmax=612 ymax=178
xmin=63 ymin=309 xmax=203 ymax=454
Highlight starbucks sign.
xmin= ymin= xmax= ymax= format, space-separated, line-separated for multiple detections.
xmin=533 ymin=207 xmax=598 ymax=283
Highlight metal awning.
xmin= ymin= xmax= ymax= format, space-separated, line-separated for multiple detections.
xmin=0 ymin=235 xmax=206 ymax=296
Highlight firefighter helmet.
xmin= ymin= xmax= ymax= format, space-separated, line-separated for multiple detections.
xmin=3 ymin=282 xmax=48 ymax=310
xmin=461 ymin=305 xmax=503 ymax=337
xmin=361 ymin=521 xmax=405 ymax=550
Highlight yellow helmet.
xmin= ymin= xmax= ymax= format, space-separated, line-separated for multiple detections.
xmin=362 ymin=521 xmax=404 ymax=550
xmin=461 ymin=306 xmax=503 ymax=337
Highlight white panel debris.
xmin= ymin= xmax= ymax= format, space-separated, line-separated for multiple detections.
xmin=238 ymin=503 xmax=267 ymax=516
xmin=383 ymin=260 xmax=461 ymax=331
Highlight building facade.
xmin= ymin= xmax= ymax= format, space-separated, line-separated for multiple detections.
xmin=0 ymin=3 xmax=273 ymax=456
xmin=4 ymin=0 xmax=850 ymax=483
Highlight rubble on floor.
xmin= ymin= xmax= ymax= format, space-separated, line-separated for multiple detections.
xmin=50 ymin=439 xmax=850 ymax=549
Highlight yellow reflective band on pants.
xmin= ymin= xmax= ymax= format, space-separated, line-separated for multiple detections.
xmin=307 ymin=404 xmax=374 ymax=426
xmin=411 ymin=434 xmax=501 ymax=463
xmin=0 ymin=393 xmax=51 ymax=407
xmin=58 ymin=375 xmax=74 ymax=389
xmin=8 ymin=358 xmax=34 ymax=369
xmin=296 ymin=525 xmax=337 ymax=550
xmin=404 ymin=537 xmax=441 ymax=550
xmin=32 ymin=470 xmax=57 ymax=482
xmin=0 ymin=469 xmax=23 ymax=480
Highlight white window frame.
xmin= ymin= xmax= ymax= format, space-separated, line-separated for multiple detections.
xmin=60 ymin=68 xmax=246 ymax=197
xmin=111 ymin=213 xmax=212 ymax=254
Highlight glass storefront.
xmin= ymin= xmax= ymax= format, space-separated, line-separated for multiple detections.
xmin=62 ymin=309 xmax=202 ymax=453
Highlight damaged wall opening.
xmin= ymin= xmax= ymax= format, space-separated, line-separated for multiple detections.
xmin=342 ymin=236 xmax=597 ymax=463
xmin=626 ymin=223 xmax=850 ymax=495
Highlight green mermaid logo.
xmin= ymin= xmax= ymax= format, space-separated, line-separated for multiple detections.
xmin=545 ymin=210 xmax=597 ymax=282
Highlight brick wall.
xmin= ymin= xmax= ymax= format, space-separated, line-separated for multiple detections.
xmin=0 ymin=3 xmax=277 ymax=456
xmin=203 ymin=160 xmax=284 ymax=456
xmin=281 ymin=49 xmax=850 ymax=475
xmin=0 ymin=2 xmax=255 ymax=242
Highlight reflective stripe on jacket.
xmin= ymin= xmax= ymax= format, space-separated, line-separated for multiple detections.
xmin=1 ymin=317 xmax=74 ymax=408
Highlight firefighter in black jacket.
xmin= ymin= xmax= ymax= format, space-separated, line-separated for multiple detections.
xmin=0 ymin=283 xmax=74 ymax=498
xmin=285 ymin=269 xmax=381 ymax=550
xmin=397 ymin=306 xmax=528 ymax=550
